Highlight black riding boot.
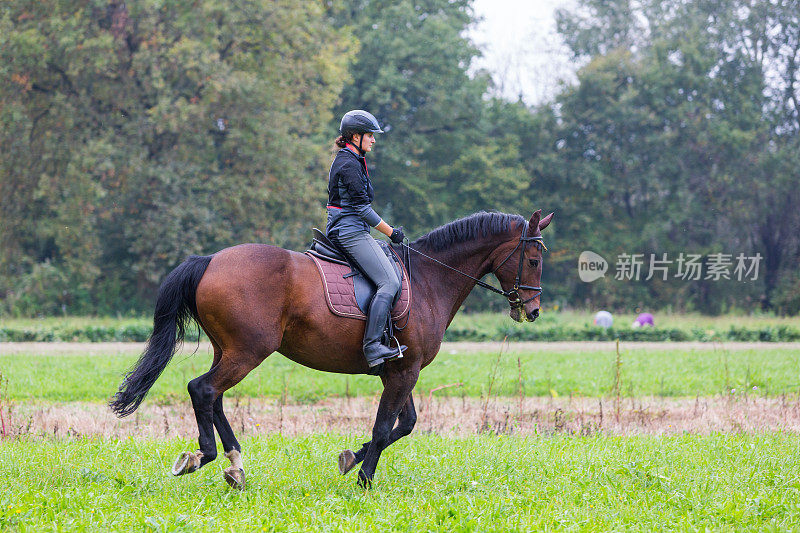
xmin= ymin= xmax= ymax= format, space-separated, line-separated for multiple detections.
xmin=363 ymin=293 xmax=406 ymax=373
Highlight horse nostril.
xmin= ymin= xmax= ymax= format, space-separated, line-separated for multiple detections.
xmin=528 ymin=308 xmax=540 ymax=321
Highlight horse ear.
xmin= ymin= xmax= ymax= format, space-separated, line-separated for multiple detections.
xmin=538 ymin=212 xmax=554 ymax=231
xmin=528 ymin=209 xmax=542 ymax=230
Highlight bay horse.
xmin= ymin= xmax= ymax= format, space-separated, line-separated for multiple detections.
xmin=110 ymin=209 xmax=553 ymax=488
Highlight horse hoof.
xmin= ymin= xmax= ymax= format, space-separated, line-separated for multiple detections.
xmin=338 ymin=450 xmax=357 ymax=475
xmin=171 ymin=451 xmax=202 ymax=476
xmin=224 ymin=466 xmax=246 ymax=490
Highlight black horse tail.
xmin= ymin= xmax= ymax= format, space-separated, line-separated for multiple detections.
xmin=110 ymin=254 xmax=213 ymax=417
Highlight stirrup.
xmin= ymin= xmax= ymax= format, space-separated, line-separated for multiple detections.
xmin=387 ymin=336 xmax=406 ymax=361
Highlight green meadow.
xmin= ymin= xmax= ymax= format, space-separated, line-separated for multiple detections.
xmin=2 ymin=336 xmax=799 ymax=530
xmin=449 ymin=310 xmax=800 ymax=330
xmin=3 ymin=312 xmax=799 ymax=342
xmin=1 ymin=343 xmax=799 ymax=403
xmin=3 ymin=310 xmax=797 ymax=330
xmin=1 ymin=433 xmax=799 ymax=531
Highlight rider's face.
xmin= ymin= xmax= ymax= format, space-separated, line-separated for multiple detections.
xmin=351 ymin=132 xmax=375 ymax=153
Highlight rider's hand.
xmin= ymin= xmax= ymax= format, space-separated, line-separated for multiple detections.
xmin=389 ymin=227 xmax=406 ymax=244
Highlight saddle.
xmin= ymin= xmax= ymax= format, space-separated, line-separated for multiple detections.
xmin=305 ymin=228 xmax=411 ymax=321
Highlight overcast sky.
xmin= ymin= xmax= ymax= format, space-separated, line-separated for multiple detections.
xmin=468 ymin=0 xmax=578 ymax=105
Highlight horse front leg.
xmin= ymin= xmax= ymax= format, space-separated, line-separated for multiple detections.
xmin=356 ymin=365 xmax=420 ymax=488
xmin=339 ymin=394 xmax=417 ymax=476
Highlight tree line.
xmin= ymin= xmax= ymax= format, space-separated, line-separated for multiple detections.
xmin=1 ymin=0 xmax=798 ymax=316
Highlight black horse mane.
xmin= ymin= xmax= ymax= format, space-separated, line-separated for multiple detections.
xmin=412 ymin=211 xmax=525 ymax=252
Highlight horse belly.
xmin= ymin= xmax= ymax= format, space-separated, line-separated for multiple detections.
xmin=278 ymin=310 xmax=368 ymax=374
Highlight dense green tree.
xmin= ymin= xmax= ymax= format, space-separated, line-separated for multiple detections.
xmin=547 ymin=0 xmax=799 ymax=313
xmin=0 ymin=0 xmax=354 ymax=314
xmin=0 ymin=0 xmax=797 ymax=316
xmin=331 ymin=0 xmax=533 ymax=236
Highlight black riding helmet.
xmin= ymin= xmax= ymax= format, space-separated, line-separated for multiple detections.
xmin=339 ymin=109 xmax=384 ymax=136
xmin=340 ymin=110 xmax=383 ymax=155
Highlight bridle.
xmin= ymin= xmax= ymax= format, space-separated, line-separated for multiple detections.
xmin=400 ymin=222 xmax=547 ymax=312
xmin=489 ymin=222 xmax=547 ymax=310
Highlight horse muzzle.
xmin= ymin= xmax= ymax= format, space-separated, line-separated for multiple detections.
xmin=510 ymin=306 xmax=539 ymax=323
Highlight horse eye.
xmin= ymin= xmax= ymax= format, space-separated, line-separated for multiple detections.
xmin=529 ymin=259 xmax=539 ymax=268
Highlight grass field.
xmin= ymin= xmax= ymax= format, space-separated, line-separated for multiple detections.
xmin=0 ymin=316 xmax=149 ymax=329
xmin=2 ymin=342 xmax=799 ymax=403
xmin=1 ymin=434 xmax=800 ymax=531
xmin=2 ymin=339 xmax=800 ymax=530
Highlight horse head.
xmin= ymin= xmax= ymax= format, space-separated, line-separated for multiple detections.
xmin=490 ymin=209 xmax=554 ymax=323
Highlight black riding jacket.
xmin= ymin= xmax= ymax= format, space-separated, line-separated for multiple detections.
xmin=325 ymin=147 xmax=382 ymax=238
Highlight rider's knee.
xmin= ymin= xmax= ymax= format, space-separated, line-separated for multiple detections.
xmin=377 ymin=276 xmax=401 ymax=297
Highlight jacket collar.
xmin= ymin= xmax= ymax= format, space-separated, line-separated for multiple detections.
xmin=344 ymin=144 xmax=366 ymax=160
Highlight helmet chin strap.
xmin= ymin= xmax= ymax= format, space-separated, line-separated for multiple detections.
xmin=344 ymin=132 xmax=366 ymax=156
xmin=353 ymin=133 xmax=366 ymax=156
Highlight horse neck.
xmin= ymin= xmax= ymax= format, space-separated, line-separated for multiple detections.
xmin=412 ymin=236 xmax=506 ymax=326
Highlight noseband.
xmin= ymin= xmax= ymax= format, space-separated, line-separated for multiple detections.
xmin=400 ymin=223 xmax=547 ymax=312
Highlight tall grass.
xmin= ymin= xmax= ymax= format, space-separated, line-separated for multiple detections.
xmin=444 ymin=311 xmax=800 ymax=341
xmin=452 ymin=310 xmax=800 ymax=330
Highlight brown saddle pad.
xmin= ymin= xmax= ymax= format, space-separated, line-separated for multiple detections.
xmin=305 ymin=247 xmax=411 ymax=321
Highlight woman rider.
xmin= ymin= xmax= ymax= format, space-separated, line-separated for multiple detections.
xmin=326 ymin=110 xmax=407 ymax=372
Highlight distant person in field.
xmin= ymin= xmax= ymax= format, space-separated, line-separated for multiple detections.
xmin=594 ymin=310 xmax=613 ymax=328
xmin=326 ymin=110 xmax=406 ymax=372
xmin=632 ymin=312 xmax=655 ymax=328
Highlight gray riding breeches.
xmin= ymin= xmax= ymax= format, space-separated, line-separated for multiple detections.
xmin=330 ymin=231 xmax=401 ymax=298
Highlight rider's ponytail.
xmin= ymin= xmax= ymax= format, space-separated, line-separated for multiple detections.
xmin=332 ymin=134 xmax=354 ymax=157
xmin=333 ymin=135 xmax=350 ymax=148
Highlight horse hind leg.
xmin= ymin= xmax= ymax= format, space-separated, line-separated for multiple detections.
xmin=172 ymin=366 xmax=220 ymax=477
xmin=173 ymin=345 xmax=266 ymax=489
xmin=213 ymin=395 xmax=246 ymax=489
xmin=170 ymin=390 xmax=246 ymax=487
xmin=171 ymin=344 xmax=224 ymax=478
xmin=172 ymin=369 xmax=221 ymax=476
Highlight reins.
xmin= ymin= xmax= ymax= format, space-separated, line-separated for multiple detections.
xmin=396 ymin=223 xmax=547 ymax=311
xmin=401 ymin=242 xmax=506 ymax=295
